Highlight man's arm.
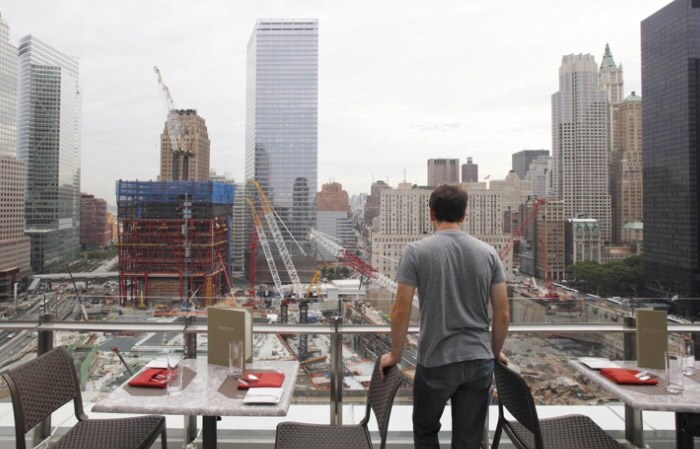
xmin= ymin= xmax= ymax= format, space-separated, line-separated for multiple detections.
xmin=490 ymin=281 xmax=510 ymax=362
xmin=379 ymin=282 xmax=415 ymax=374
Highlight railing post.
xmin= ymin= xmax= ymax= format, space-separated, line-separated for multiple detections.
xmin=623 ymin=316 xmax=636 ymax=361
xmin=34 ymin=314 xmax=53 ymax=446
xmin=623 ymin=315 xmax=644 ymax=448
xmin=330 ymin=316 xmax=343 ymax=425
xmin=183 ymin=315 xmax=198 ymax=445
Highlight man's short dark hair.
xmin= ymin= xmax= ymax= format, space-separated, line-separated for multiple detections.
xmin=429 ymin=184 xmax=468 ymax=222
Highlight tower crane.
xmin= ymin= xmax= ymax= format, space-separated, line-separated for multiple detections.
xmin=153 ymin=66 xmax=193 ymax=181
xmin=249 ymin=180 xmax=303 ymax=297
xmin=247 ymin=199 xmax=284 ymax=299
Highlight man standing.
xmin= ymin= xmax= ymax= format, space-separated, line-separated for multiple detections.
xmin=380 ymin=184 xmax=510 ymax=449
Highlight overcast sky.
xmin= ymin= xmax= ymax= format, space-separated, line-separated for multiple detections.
xmin=2 ymin=0 xmax=670 ymax=205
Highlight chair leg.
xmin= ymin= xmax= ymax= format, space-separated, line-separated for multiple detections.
xmin=161 ymin=424 xmax=167 ymax=449
xmin=491 ymin=421 xmax=503 ymax=449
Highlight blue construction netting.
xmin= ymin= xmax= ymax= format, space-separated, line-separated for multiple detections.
xmin=115 ymin=180 xmax=235 ymax=205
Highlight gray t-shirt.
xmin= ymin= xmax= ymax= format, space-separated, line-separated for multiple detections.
xmin=395 ymin=229 xmax=506 ymax=368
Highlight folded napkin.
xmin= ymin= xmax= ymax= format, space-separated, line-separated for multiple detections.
xmin=599 ymin=368 xmax=658 ymax=385
xmin=237 ymin=371 xmax=285 ymax=390
xmin=242 ymin=387 xmax=284 ymax=404
xmin=128 ymin=368 xmax=169 ymax=388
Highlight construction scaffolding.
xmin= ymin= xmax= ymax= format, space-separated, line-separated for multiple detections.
xmin=116 ymin=180 xmax=234 ymax=307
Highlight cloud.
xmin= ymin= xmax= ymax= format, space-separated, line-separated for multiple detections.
xmin=409 ymin=123 xmax=464 ymax=133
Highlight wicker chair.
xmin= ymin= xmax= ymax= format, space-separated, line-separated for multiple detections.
xmin=275 ymin=359 xmax=404 ymax=449
xmin=492 ymin=360 xmax=626 ymax=449
xmin=2 ymin=346 xmax=166 ymax=449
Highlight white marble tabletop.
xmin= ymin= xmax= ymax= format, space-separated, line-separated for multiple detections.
xmin=569 ymin=359 xmax=700 ymax=414
xmin=93 ymin=359 xmax=299 ymax=417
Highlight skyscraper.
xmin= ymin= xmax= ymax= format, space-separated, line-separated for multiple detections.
xmin=598 ymin=43 xmax=624 ymax=151
xmin=317 ymin=182 xmax=349 ymax=211
xmin=245 ymin=19 xmax=318 ymax=269
xmin=610 ymin=92 xmax=643 ymax=244
xmin=552 ymin=54 xmax=611 ymax=242
xmin=427 ymin=158 xmax=459 ymax=186
xmin=642 ymin=0 xmax=700 ymax=296
xmin=17 ymin=36 xmax=81 ymax=272
xmin=461 ymin=157 xmax=479 ymax=182
xmin=512 ymin=150 xmax=548 ymax=180
xmin=160 ymin=109 xmax=210 ymax=181
xmin=80 ymin=193 xmax=110 ymax=249
xmin=0 ymin=14 xmax=31 ymax=298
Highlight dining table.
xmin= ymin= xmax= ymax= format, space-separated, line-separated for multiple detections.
xmin=93 ymin=358 xmax=299 ymax=449
xmin=570 ymin=359 xmax=700 ymax=449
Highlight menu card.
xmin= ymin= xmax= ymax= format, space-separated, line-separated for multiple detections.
xmin=636 ymin=309 xmax=668 ymax=370
xmin=207 ymin=306 xmax=253 ymax=368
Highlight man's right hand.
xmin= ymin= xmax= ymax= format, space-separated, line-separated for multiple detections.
xmin=379 ymin=352 xmax=400 ymax=380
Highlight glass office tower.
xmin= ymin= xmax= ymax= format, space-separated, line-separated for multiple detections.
xmin=642 ymin=0 xmax=700 ymax=297
xmin=17 ymin=36 xmax=81 ymax=272
xmin=245 ymin=19 xmax=318 ymax=280
xmin=0 ymin=14 xmax=16 ymax=159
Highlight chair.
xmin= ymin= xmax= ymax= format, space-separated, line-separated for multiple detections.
xmin=274 ymin=359 xmax=404 ymax=449
xmin=2 ymin=346 xmax=166 ymax=449
xmin=492 ymin=360 xmax=626 ymax=449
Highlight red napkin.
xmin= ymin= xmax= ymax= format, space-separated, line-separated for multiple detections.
xmin=128 ymin=368 xmax=169 ymax=388
xmin=237 ymin=371 xmax=285 ymax=390
xmin=599 ymin=368 xmax=658 ymax=385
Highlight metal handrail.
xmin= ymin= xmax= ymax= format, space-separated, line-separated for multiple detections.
xmin=1 ymin=320 xmax=698 ymax=333
xmin=3 ymin=316 xmax=698 ymax=448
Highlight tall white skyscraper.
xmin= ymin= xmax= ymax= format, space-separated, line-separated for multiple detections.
xmin=551 ymin=54 xmax=611 ymax=242
xmin=0 ymin=14 xmax=31 ymax=298
xmin=17 ymin=36 xmax=81 ymax=272
xmin=245 ymin=19 xmax=318 ymax=280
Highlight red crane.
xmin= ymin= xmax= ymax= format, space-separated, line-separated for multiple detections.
xmin=498 ymin=198 xmax=548 ymax=262
xmin=248 ymin=231 xmax=259 ymax=297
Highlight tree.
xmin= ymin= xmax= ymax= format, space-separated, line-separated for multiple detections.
xmin=566 ymin=256 xmax=644 ymax=297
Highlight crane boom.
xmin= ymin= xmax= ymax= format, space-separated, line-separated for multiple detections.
xmin=308 ymin=228 xmax=420 ymax=308
xmin=247 ymin=199 xmax=284 ymax=298
xmin=154 ymin=66 xmax=189 ymax=180
xmin=249 ymin=180 xmax=303 ymax=296
xmin=498 ymin=198 xmax=548 ymax=261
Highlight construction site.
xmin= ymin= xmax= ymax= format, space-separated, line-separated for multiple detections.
xmin=116 ymin=180 xmax=234 ymax=307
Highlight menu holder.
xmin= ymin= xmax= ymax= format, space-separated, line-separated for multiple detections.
xmin=636 ymin=309 xmax=668 ymax=370
xmin=207 ymin=306 xmax=253 ymax=368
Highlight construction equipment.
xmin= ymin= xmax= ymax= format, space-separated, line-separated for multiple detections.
xmin=307 ymin=228 xmax=422 ymax=309
xmin=249 ymin=180 xmax=303 ymax=297
xmin=498 ymin=198 xmax=548 ymax=262
xmin=153 ymin=66 xmax=193 ymax=181
xmin=247 ymin=231 xmax=259 ymax=297
xmin=305 ymin=269 xmax=321 ymax=299
xmin=247 ymin=199 xmax=284 ymax=298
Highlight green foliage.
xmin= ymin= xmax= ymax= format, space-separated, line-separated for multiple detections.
xmin=319 ymin=265 xmax=351 ymax=281
xmin=566 ymin=256 xmax=644 ymax=297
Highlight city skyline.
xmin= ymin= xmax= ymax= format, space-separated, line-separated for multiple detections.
xmin=0 ymin=1 xmax=670 ymax=204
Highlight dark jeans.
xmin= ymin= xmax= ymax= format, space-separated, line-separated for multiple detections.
xmin=413 ymin=358 xmax=494 ymax=449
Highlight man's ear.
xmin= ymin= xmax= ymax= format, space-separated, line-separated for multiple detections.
xmin=429 ymin=208 xmax=436 ymax=221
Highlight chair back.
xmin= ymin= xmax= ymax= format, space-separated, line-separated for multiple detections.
xmin=360 ymin=360 xmax=404 ymax=449
xmin=2 ymin=347 xmax=84 ymax=440
xmin=493 ymin=360 xmax=543 ymax=448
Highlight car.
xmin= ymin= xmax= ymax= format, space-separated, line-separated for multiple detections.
xmin=7 ymin=332 xmax=16 ymax=339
